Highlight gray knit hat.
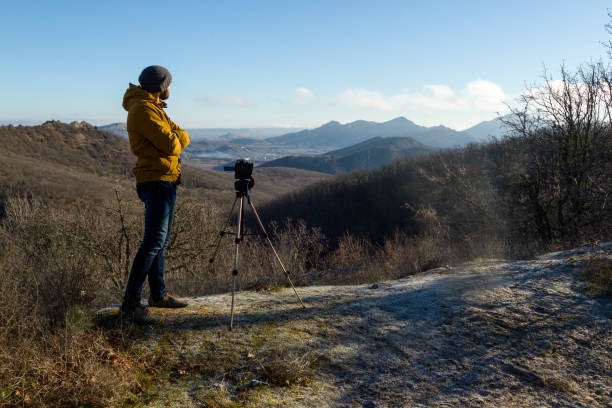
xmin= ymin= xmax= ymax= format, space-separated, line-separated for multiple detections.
xmin=138 ymin=65 xmax=172 ymax=93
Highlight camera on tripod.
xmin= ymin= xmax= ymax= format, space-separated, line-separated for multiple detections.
xmin=224 ymin=159 xmax=255 ymax=194
xmin=224 ymin=159 xmax=253 ymax=180
xmin=200 ymin=156 xmax=305 ymax=329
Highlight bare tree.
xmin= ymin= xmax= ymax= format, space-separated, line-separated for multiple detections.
xmin=502 ymin=63 xmax=612 ymax=246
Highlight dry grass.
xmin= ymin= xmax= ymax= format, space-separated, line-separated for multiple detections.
xmin=0 ymin=191 xmax=427 ymax=406
xmin=0 ymin=186 xmax=606 ymax=405
xmin=256 ymin=347 xmax=320 ymax=387
xmin=0 ymin=196 xmax=137 ymax=407
xmin=0 ymin=329 xmax=142 ymax=407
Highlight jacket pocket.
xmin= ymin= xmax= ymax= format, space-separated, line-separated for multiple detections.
xmin=159 ymin=156 xmax=178 ymax=174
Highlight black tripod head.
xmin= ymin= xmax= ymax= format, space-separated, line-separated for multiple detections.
xmin=234 ymin=178 xmax=254 ymax=195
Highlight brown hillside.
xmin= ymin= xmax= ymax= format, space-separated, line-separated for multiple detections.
xmin=0 ymin=121 xmax=134 ymax=177
xmin=0 ymin=121 xmax=330 ymax=208
xmin=0 ymin=122 xmax=232 ymax=206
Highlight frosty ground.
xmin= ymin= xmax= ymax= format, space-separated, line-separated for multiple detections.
xmin=98 ymin=244 xmax=612 ymax=407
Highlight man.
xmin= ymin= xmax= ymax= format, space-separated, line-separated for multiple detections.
xmin=120 ymin=65 xmax=191 ymax=324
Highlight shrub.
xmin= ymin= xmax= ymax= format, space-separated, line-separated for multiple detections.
xmin=580 ymin=258 xmax=612 ymax=296
xmin=0 ymin=195 xmax=142 ymax=407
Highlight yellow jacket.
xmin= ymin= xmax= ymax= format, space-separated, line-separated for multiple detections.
xmin=122 ymin=84 xmax=190 ymax=183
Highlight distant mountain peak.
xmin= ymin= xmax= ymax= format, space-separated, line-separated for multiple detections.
xmin=387 ymin=116 xmax=411 ymax=123
xmin=102 ymin=122 xmax=125 ymax=128
xmin=347 ymin=119 xmax=373 ymax=126
xmin=462 ymin=115 xmax=511 ymax=142
xmin=99 ymin=122 xmax=128 ymax=139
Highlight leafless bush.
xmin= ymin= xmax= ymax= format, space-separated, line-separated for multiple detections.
xmin=3 ymin=207 xmax=105 ymax=324
xmin=163 ymin=198 xmax=232 ymax=295
xmin=380 ymin=231 xmax=443 ymax=275
xmin=1 ymin=194 xmax=42 ymax=230
xmin=502 ymin=63 xmax=612 ymax=248
xmin=0 ymin=195 xmax=144 ymax=407
xmin=307 ymin=233 xmax=381 ymax=284
xmin=172 ymin=215 xmax=328 ymax=294
xmin=260 ymin=219 xmax=326 ymax=284
xmin=579 ymin=258 xmax=612 ymax=296
xmin=0 ymin=234 xmax=36 ymax=343
xmin=329 ymin=233 xmax=373 ymax=271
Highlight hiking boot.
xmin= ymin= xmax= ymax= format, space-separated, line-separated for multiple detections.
xmin=148 ymin=295 xmax=188 ymax=308
xmin=120 ymin=303 xmax=159 ymax=325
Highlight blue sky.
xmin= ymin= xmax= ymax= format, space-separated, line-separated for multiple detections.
xmin=1 ymin=0 xmax=610 ymax=130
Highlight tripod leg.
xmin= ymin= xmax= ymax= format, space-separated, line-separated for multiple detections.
xmin=193 ymin=196 xmax=239 ymax=298
xmin=247 ymin=200 xmax=306 ymax=309
xmin=210 ymin=196 xmax=239 ymax=263
xmin=230 ymin=196 xmax=245 ymax=330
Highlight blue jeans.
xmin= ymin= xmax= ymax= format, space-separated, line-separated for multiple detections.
xmin=123 ymin=181 xmax=176 ymax=306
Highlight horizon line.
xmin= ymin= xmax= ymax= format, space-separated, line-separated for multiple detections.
xmin=1 ymin=115 xmax=506 ymax=133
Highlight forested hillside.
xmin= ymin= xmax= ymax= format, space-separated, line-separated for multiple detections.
xmin=258 ymin=136 xmax=434 ymax=174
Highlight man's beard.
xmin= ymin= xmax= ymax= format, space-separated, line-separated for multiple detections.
xmin=160 ymin=88 xmax=170 ymax=100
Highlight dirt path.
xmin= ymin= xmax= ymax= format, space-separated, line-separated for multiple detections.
xmin=102 ymin=244 xmax=612 ymax=407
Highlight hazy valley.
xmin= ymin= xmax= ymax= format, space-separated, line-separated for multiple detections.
xmin=101 ymin=116 xmax=507 ymax=174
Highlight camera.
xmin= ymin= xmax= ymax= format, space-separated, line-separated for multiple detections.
xmin=224 ymin=159 xmax=253 ymax=180
xmin=224 ymin=159 xmax=255 ymax=193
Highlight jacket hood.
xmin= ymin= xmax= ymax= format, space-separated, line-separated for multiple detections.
xmin=122 ymin=83 xmax=167 ymax=111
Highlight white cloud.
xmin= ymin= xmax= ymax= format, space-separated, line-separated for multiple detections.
xmin=465 ymin=80 xmax=507 ymax=110
xmin=337 ymin=88 xmax=396 ymax=111
xmin=228 ymin=95 xmax=255 ymax=107
xmin=295 ymin=87 xmax=316 ymax=104
xmin=392 ymin=84 xmax=467 ymax=111
xmin=337 ymin=79 xmax=508 ymax=113
xmin=521 ymin=79 xmax=566 ymax=99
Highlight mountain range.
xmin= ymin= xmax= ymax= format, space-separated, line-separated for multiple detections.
xmin=101 ymin=116 xmax=508 ymax=149
xmin=265 ymin=116 xmax=504 ymax=149
xmin=258 ymin=136 xmax=433 ymax=174
xmin=257 ymin=116 xmax=509 ymax=174
xmin=100 ymin=116 xmax=510 ymax=174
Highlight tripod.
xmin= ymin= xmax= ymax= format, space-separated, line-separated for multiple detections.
xmin=196 ymin=178 xmax=306 ymax=330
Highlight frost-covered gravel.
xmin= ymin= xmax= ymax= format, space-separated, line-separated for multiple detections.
xmin=102 ymin=244 xmax=612 ymax=407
